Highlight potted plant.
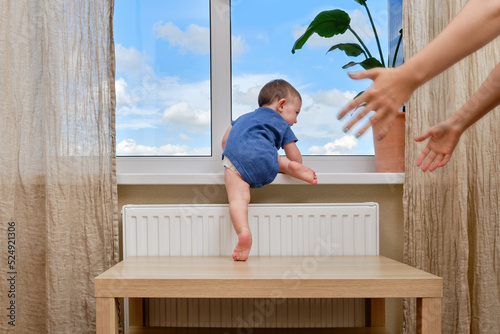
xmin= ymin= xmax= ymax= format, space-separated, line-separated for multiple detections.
xmin=292 ymin=0 xmax=405 ymax=173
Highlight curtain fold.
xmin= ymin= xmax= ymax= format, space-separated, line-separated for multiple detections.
xmin=403 ymin=0 xmax=500 ymax=333
xmin=0 ymin=0 xmax=118 ymax=332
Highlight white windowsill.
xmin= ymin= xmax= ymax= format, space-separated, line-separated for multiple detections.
xmin=117 ymin=172 xmax=404 ymax=185
xmin=117 ymin=155 xmax=404 ymax=185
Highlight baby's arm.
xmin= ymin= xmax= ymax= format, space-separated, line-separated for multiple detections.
xmin=222 ymin=125 xmax=232 ymax=150
xmin=279 ymin=142 xmax=317 ymax=185
xmin=282 ymin=141 xmax=302 ymax=163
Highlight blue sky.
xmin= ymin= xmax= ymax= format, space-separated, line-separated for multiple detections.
xmin=114 ymin=0 xmax=397 ymax=156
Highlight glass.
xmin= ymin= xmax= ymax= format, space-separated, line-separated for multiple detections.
xmin=231 ymin=0 xmax=389 ymax=155
xmin=114 ymin=0 xmax=211 ymax=156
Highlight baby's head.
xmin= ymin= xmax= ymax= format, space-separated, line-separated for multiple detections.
xmin=258 ymin=79 xmax=302 ymax=126
xmin=258 ymin=79 xmax=301 ymax=107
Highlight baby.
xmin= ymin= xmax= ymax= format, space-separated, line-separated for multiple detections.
xmin=222 ymin=79 xmax=317 ymax=261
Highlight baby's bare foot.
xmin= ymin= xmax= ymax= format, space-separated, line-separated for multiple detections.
xmin=233 ymin=231 xmax=252 ymax=261
xmin=288 ymin=161 xmax=318 ymax=185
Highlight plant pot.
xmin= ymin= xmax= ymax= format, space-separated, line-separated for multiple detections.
xmin=372 ymin=112 xmax=405 ymax=173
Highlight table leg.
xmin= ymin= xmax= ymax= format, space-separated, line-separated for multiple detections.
xmin=368 ymin=298 xmax=385 ymax=327
xmin=129 ymin=298 xmax=144 ymax=326
xmin=417 ymin=297 xmax=441 ymax=334
xmin=96 ymin=297 xmax=119 ymax=334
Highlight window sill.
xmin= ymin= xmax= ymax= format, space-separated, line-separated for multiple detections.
xmin=117 ymin=172 xmax=404 ymax=185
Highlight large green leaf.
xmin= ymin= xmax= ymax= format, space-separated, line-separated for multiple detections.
xmin=353 ymin=0 xmax=367 ymax=5
xmin=327 ymin=43 xmax=366 ymax=58
xmin=291 ymin=10 xmax=350 ymax=54
xmin=341 ymin=57 xmax=383 ymax=70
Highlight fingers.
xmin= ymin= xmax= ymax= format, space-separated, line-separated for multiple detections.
xmin=342 ymin=104 xmax=399 ymax=140
xmin=418 ymin=149 xmax=435 ymax=172
xmin=416 ymin=149 xmax=451 ymax=172
xmin=348 ymin=68 xmax=380 ymax=81
xmin=421 ymin=150 xmax=438 ymax=172
xmin=338 ymin=92 xmax=367 ymax=120
xmin=415 ymin=131 xmax=435 ymax=170
xmin=416 ymin=146 xmax=430 ymax=168
xmin=428 ymin=154 xmax=452 ymax=171
xmin=438 ymin=154 xmax=452 ymax=168
xmin=414 ymin=130 xmax=432 ymax=143
xmin=343 ymin=103 xmax=375 ymax=134
xmin=356 ymin=120 xmax=375 ymax=138
xmin=415 ymin=127 xmax=452 ymax=171
xmin=337 ymin=69 xmax=382 ymax=120
xmin=370 ymin=113 xmax=396 ymax=140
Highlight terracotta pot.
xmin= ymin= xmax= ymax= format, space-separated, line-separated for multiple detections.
xmin=372 ymin=112 xmax=405 ymax=173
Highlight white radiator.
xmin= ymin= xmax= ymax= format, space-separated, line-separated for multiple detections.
xmin=122 ymin=203 xmax=379 ymax=328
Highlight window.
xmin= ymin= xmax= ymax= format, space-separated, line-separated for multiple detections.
xmin=231 ymin=0 xmax=388 ymax=156
xmin=115 ymin=0 xmax=400 ymax=182
xmin=389 ymin=0 xmax=404 ymax=68
xmin=114 ymin=0 xmax=211 ymax=156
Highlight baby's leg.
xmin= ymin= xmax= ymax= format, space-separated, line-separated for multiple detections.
xmin=224 ymin=168 xmax=252 ymax=261
xmin=278 ymin=155 xmax=318 ymax=184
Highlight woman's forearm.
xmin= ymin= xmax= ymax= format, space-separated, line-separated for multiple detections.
xmin=450 ymin=63 xmax=500 ymax=132
xmin=401 ymin=0 xmax=500 ymax=87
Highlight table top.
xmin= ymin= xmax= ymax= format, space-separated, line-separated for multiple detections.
xmin=95 ymin=256 xmax=442 ymax=299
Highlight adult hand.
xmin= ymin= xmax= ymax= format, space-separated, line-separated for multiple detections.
xmin=414 ymin=120 xmax=463 ymax=172
xmin=338 ymin=67 xmax=416 ymax=140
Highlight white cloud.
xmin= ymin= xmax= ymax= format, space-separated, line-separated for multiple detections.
xmin=162 ymin=102 xmax=210 ymax=130
xmin=115 ymin=44 xmax=153 ymax=79
xmin=155 ymin=78 xmax=210 ymax=109
xmin=115 ymin=73 xmax=210 ymax=132
xmin=310 ymin=89 xmax=356 ymax=108
xmin=115 ymin=78 xmax=139 ymax=109
xmin=231 ymin=73 xmax=286 ymax=118
xmin=115 ymin=120 xmax=157 ymax=130
xmin=179 ymin=133 xmax=193 ymax=141
xmin=154 ymin=21 xmax=210 ymax=55
xmin=348 ymin=10 xmax=380 ymax=41
xmin=117 ymin=139 xmax=189 ymax=156
xmin=291 ymin=88 xmax=356 ymax=139
xmin=293 ymin=10 xmax=375 ymax=51
xmin=308 ymin=135 xmax=358 ymax=155
xmin=190 ymin=147 xmax=211 ymax=155
xmin=232 ymin=35 xmax=248 ymax=58
xmin=154 ymin=21 xmax=249 ymax=58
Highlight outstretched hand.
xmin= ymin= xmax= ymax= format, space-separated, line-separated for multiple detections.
xmin=414 ymin=120 xmax=463 ymax=172
xmin=338 ymin=67 xmax=416 ymax=140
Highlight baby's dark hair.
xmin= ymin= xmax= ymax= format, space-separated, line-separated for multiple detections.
xmin=258 ymin=79 xmax=301 ymax=107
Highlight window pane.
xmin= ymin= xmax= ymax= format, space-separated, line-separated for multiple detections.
xmin=231 ymin=0 xmax=389 ymax=155
xmin=389 ymin=0 xmax=404 ymax=67
xmin=114 ymin=0 xmax=211 ymax=156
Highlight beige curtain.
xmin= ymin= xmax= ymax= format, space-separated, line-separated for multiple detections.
xmin=403 ymin=0 xmax=500 ymax=333
xmin=0 ymin=0 xmax=118 ymax=333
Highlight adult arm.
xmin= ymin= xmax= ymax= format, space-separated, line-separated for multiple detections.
xmin=415 ymin=61 xmax=500 ymax=171
xmin=338 ymin=0 xmax=500 ymax=139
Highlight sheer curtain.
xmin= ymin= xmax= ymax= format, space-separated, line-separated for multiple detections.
xmin=403 ymin=0 xmax=500 ymax=333
xmin=0 ymin=0 xmax=118 ymax=332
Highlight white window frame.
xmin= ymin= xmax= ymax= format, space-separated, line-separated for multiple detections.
xmin=116 ymin=0 xmax=405 ymax=185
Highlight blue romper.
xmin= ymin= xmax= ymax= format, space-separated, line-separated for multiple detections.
xmin=222 ymin=107 xmax=298 ymax=188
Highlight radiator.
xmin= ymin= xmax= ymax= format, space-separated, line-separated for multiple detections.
xmin=122 ymin=203 xmax=379 ymax=329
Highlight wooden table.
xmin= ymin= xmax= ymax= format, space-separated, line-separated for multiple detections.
xmin=95 ymin=256 xmax=442 ymax=334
